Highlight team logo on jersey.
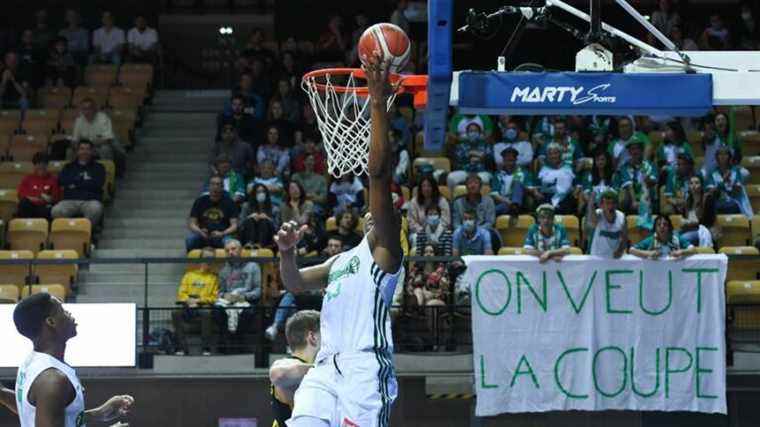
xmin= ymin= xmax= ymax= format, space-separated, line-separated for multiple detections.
xmin=325 ymin=256 xmax=360 ymax=300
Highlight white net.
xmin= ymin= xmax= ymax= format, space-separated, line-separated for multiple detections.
xmin=302 ymin=70 xmax=398 ymax=178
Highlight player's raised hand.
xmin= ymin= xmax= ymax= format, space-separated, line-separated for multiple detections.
xmin=361 ymin=50 xmax=393 ymax=103
xmin=275 ymin=221 xmax=308 ymax=253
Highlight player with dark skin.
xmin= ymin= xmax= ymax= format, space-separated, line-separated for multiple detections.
xmin=14 ymin=295 xmax=134 ymax=427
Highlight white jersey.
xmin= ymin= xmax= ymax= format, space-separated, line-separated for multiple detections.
xmin=589 ymin=209 xmax=625 ymax=257
xmin=316 ymin=237 xmax=404 ymax=364
xmin=15 ymin=351 xmax=85 ymax=427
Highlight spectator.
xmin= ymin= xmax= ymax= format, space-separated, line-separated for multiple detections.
xmin=248 ymin=58 xmax=273 ymax=104
xmin=490 ymin=147 xmax=529 ymax=216
xmin=452 ymin=208 xmax=493 ymax=256
xmin=296 ymin=214 xmax=327 ymax=257
xmin=256 ymin=126 xmax=290 ymax=176
xmin=251 ymin=160 xmax=285 ymax=206
xmin=238 ymin=28 xmax=276 ymax=67
xmin=447 ymin=122 xmax=493 ymax=190
xmin=32 ymin=9 xmax=55 ymax=51
xmin=278 ymin=49 xmax=302 ymax=90
xmin=630 ymin=215 xmax=695 ymax=259
xmin=316 ymin=15 xmax=347 ymax=62
xmin=327 ymin=210 xmax=362 ymax=249
xmin=127 ymin=14 xmax=159 ymax=63
xmin=577 ymin=149 xmax=614 ymax=213
xmin=210 ymin=121 xmax=255 ymax=177
xmin=651 ymin=0 xmax=681 ymax=36
xmin=186 ymin=175 xmax=239 ymax=251
xmin=266 ymin=100 xmax=296 ymax=148
xmin=59 ymin=10 xmax=90 ymax=66
xmin=239 ymin=183 xmax=279 ymax=250
xmin=234 ymin=72 xmax=266 ymax=121
xmin=413 ymin=205 xmax=452 ymax=256
xmin=390 ymin=0 xmax=411 ymax=35
xmin=493 ymin=116 xmax=533 ymax=168
xmin=205 ymin=154 xmax=246 ymax=203
xmin=608 ymin=117 xmax=650 ymax=167
xmin=678 ymin=175 xmax=716 ymax=247
xmin=586 ymin=190 xmax=627 ymax=258
xmin=702 ymin=113 xmax=739 ymax=175
xmin=452 ymin=174 xmax=496 ymax=230
xmin=408 ymin=175 xmax=451 ymax=242
xmin=523 ymin=204 xmax=571 ymax=263
xmin=737 ymin=3 xmax=759 ymax=49
xmin=292 ymin=153 xmax=328 ymax=208
xmin=93 ymin=12 xmax=126 ymax=65
xmin=700 ymin=14 xmax=731 ymax=50
xmin=389 ymin=129 xmax=410 ymax=185
xmin=328 ymin=174 xmax=365 ymax=215
xmin=670 ymin=25 xmax=698 ymax=51
xmin=17 ymin=152 xmax=61 ymax=219
xmin=214 ymin=239 xmax=261 ymax=353
xmin=656 ymin=121 xmax=692 ymax=173
xmin=536 ymin=119 xmax=581 ymax=170
xmin=291 ymin=136 xmax=326 ymax=175
xmin=273 ymin=78 xmax=300 ymax=123
xmin=52 ymin=140 xmax=105 ymax=227
xmin=705 ymin=146 xmax=753 ymax=217
xmin=406 ymin=244 xmax=448 ymax=321
xmin=172 ymin=247 xmax=219 ymax=356
xmin=17 ymin=29 xmax=43 ymax=88
xmin=281 ymin=181 xmax=314 ymax=226
xmin=217 ymin=94 xmax=262 ymax=145
xmin=72 ymin=98 xmax=126 ymax=175
xmin=44 ymin=37 xmax=77 ymax=88
xmin=662 ymin=153 xmax=695 ymax=216
xmin=449 ymin=113 xmax=494 ymax=141
xmin=615 ymin=139 xmax=657 ymax=227
xmin=0 ymin=52 xmax=30 ymax=110
xmin=533 ymin=143 xmax=576 ymax=215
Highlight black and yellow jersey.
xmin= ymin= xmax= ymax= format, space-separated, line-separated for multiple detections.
xmin=271 ymin=355 xmax=308 ymax=427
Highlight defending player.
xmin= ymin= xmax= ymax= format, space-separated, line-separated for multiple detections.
xmin=274 ymin=53 xmax=404 ymax=427
xmin=269 ymin=310 xmax=321 ymax=427
xmin=13 ymin=293 xmax=134 ymax=427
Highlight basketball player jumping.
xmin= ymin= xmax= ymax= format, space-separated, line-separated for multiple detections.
xmin=13 ymin=293 xmax=135 ymax=427
xmin=275 ymin=53 xmax=404 ymax=427
xmin=269 ymin=310 xmax=321 ymax=427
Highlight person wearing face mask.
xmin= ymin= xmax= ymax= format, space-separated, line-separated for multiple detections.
xmin=490 ymin=148 xmax=529 ymax=216
xmin=447 ymin=123 xmax=493 ymax=191
xmin=238 ymin=183 xmax=280 ymax=251
xmin=252 ymin=160 xmax=285 ymax=206
xmin=586 ymin=190 xmax=627 ymax=258
xmin=452 ymin=209 xmax=493 ymax=257
xmin=449 ymin=113 xmax=494 ymax=140
xmin=523 ymin=204 xmax=571 ymax=263
xmin=493 ymin=117 xmax=533 ymax=168
xmin=412 ymin=205 xmax=452 ymax=256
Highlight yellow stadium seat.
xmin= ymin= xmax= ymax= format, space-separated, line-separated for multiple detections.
xmin=727 ymin=281 xmax=760 ymax=304
xmin=249 ymin=248 xmax=278 ymax=304
xmin=8 ymin=218 xmax=48 ymax=254
xmin=0 ymin=110 xmax=22 ymax=124
xmin=747 ymin=185 xmax=760 ymax=213
xmin=84 ymin=64 xmax=118 ymax=87
xmin=0 ymin=189 xmax=18 ymax=223
xmin=72 ymin=86 xmax=108 ymax=109
xmin=0 ymin=284 xmax=19 ymax=303
xmin=752 ymin=215 xmax=760 ymax=244
xmin=50 ymin=218 xmax=91 ymax=257
xmin=118 ymin=64 xmax=154 ymax=91
xmin=35 ymin=250 xmax=78 ymax=296
xmin=496 ymin=214 xmax=535 ymax=248
xmin=694 ymin=246 xmax=716 ymax=254
xmin=108 ymin=87 xmax=144 ymax=109
xmin=0 ymin=250 xmax=34 ymax=286
xmin=742 ymin=131 xmax=760 ymax=156
xmin=742 ymin=156 xmax=760 ymax=185
xmin=716 ymin=214 xmax=751 ymax=247
xmin=47 ymin=161 xmax=66 ymax=176
xmin=0 ymin=162 xmax=33 ymax=189
xmin=626 ymin=215 xmax=650 ymax=245
xmin=669 ymin=215 xmax=684 ymax=232
xmin=720 ymin=246 xmax=760 ymax=282
xmin=7 ymin=134 xmax=49 ymax=162
xmin=452 ymin=184 xmax=491 ymax=200
xmin=555 ymin=215 xmax=581 ymax=247
xmin=38 ymin=87 xmax=71 ymax=109
xmin=21 ymin=110 xmax=59 ymax=135
xmin=185 ymin=249 xmax=202 ymax=272
xmin=498 ymin=247 xmax=527 ymax=255
xmin=20 ymin=284 xmax=66 ymax=300
xmin=98 ymin=160 xmax=116 ymax=200
xmin=567 ymin=247 xmax=584 ymax=255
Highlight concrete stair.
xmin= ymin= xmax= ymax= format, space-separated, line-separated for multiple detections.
xmin=76 ymin=90 xmax=230 ymax=307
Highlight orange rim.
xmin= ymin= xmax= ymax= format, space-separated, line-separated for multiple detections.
xmin=302 ymin=67 xmax=428 ymax=97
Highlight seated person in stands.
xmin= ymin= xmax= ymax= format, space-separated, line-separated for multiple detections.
xmin=328 ymin=173 xmax=365 ymax=215
xmin=523 ymin=204 xmax=571 ymax=263
xmin=585 ymin=189 xmax=627 ymax=258
xmin=291 ymin=135 xmax=326 ymax=176
xmin=326 ymin=210 xmax=362 ymax=250
xmin=629 ymin=215 xmax=695 ymax=260
xmin=678 ymin=175 xmax=716 ymax=247
xmin=576 ymin=149 xmax=614 ymax=215
xmin=452 ymin=208 xmax=493 ymax=256
xmin=92 ymin=11 xmax=125 ymax=65
xmin=44 ymin=36 xmax=77 ymax=88
xmin=216 ymin=94 xmax=261 ymax=145
xmin=614 ymin=138 xmax=657 ymax=226
xmin=238 ymin=183 xmax=279 ymax=251
xmin=452 ymin=174 xmax=496 ymax=232
xmin=1 ymin=52 xmax=30 ymax=110
xmin=535 ymin=119 xmax=582 ymax=170
xmin=256 ymin=126 xmax=291 ymax=176
xmin=251 ymin=160 xmax=285 ymax=206
xmin=292 ymin=153 xmax=327 ymax=210
xmin=186 ymin=175 xmax=239 ymax=252
xmin=210 ymin=122 xmax=255 ymax=177
xmin=281 ymin=181 xmax=314 ymax=226
xmin=406 ymin=244 xmax=448 ymax=312
xmin=52 ymin=140 xmax=106 ymax=228
xmin=17 ymin=152 xmax=61 ymax=219
xmin=72 ymin=98 xmax=126 ymax=175
xmin=490 ymin=147 xmax=529 ymax=216
xmin=205 ymin=154 xmax=245 ymax=203
xmin=233 ymin=72 xmax=265 ymax=121
xmin=295 ymin=214 xmax=326 ymax=258
xmin=533 ymin=143 xmax=576 ymax=215
xmin=126 ymin=15 xmax=159 ymax=63
xmin=662 ymin=153 xmax=696 ymax=216
xmin=656 ymin=121 xmax=692 ymax=175
xmin=608 ymin=116 xmax=651 ymax=167
xmin=447 ymin=122 xmax=493 ymax=190
xmin=705 ymin=146 xmax=753 ymax=217
xmin=172 ymin=247 xmax=219 ymax=356
xmin=493 ymin=116 xmax=533 ymax=169
xmin=408 ymin=175 xmax=451 ymax=241
xmin=214 ymin=238 xmax=261 ymax=353
xmin=412 ymin=205 xmax=452 ymax=256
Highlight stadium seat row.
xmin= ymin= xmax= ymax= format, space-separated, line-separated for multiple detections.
xmin=6 ymin=218 xmax=91 ymax=257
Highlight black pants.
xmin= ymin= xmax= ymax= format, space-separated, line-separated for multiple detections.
xmin=17 ymin=198 xmax=51 ymax=220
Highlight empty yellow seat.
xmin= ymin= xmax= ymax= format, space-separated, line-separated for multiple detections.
xmin=0 ymin=250 xmax=34 ymax=286
xmin=0 ymin=284 xmax=19 ymax=303
xmin=555 ymin=215 xmax=581 ymax=247
xmin=7 ymin=134 xmax=49 ymax=162
xmin=720 ymin=246 xmax=760 ymax=282
xmin=747 ymin=185 xmax=760 ymax=213
xmin=727 ymin=281 xmax=760 ymax=304
xmin=0 ymin=189 xmax=18 ymax=223
xmin=694 ymin=246 xmax=716 ymax=254
xmin=84 ymin=64 xmax=118 ymax=87
xmin=39 ymin=87 xmax=71 ymax=109
xmin=716 ymin=214 xmax=751 ymax=247
xmin=8 ymin=218 xmax=48 ymax=254
xmin=98 ymin=160 xmax=115 ymax=200
xmin=496 ymin=214 xmax=535 ymax=248
xmin=35 ymin=250 xmax=78 ymax=297
xmin=20 ymin=284 xmax=66 ymax=300
xmin=742 ymin=156 xmax=760 ymax=185
xmin=0 ymin=162 xmax=34 ymax=189
xmin=21 ymin=110 xmax=59 ymax=135
xmin=50 ymin=218 xmax=91 ymax=257
xmin=498 ymin=247 xmax=527 ymax=255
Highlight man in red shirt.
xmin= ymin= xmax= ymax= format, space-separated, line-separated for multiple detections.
xmin=17 ymin=152 xmax=61 ymax=219
xmin=291 ymin=134 xmax=326 ymax=175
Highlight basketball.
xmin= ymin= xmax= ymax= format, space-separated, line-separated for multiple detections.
xmin=358 ymin=23 xmax=411 ymax=73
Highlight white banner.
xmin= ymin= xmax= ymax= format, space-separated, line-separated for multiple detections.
xmin=464 ymin=255 xmax=727 ymax=416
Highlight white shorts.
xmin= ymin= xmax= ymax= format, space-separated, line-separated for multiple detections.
xmin=288 ymin=352 xmax=398 ymax=427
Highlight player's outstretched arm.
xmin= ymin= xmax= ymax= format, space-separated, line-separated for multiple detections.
xmin=363 ymin=52 xmax=403 ymax=273
xmin=276 ymin=221 xmax=337 ymax=293
xmin=270 ymin=358 xmax=313 ymax=401
xmin=0 ymin=385 xmax=17 ymax=414
xmin=84 ymin=395 xmax=134 ymax=423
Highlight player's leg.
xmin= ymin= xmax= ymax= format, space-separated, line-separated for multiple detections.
xmin=336 ymin=356 xmax=398 ymax=427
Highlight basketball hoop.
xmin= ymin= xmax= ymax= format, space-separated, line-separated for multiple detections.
xmin=302 ymin=68 xmax=427 ymax=178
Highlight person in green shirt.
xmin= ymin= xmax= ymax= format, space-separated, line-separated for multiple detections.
xmin=608 ymin=117 xmax=651 ymax=167
xmin=207 ymin=154 xmax=246 ymax=203
xmin=523 ymin=204 xmax=571 ymax=263
xmin=662 ymin=152 xmax=696 ymax=216
xmin=656 ymin=121 xmax=693 ymax=174
xmin=629 ymin=215 xmax=695 ymax=260
xmin=614 ymin=139 xmax=657 ymax=227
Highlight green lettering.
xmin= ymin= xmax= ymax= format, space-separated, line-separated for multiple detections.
xmin=479 ymin=355 xmax=498 ymax=389
xmin=639 ymin=270 xmax=673 ymax=316
xmin=554 ymin=348 xmax=589 ymax=399
xmin=696 ymin=347 xmax=718 ymax=399
xmin=510 ymin=355 xmax=540 ymax=389
xmin=557 ymin=270 xmax=597 ymax=315
xmin=475 ymin=269 xmax=512 ymax=316
xmin=629 ymin=347 xmax=660 ymax=397
xmin=605 ymin=270 xmax=633 ymax=314
xmin=681 ymin=268 xmax=719 ymax=314
xmin=665 ymin=347 xmax=693 ymax=398
xmin=592 ymin=346 xmax=628 ymax=398
xmin=516 ymin=271 xmax=547 ymax=313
